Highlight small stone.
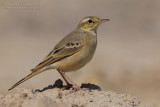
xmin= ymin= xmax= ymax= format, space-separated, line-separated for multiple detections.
xmin=107 ymin=99 xmax=112 ymax=102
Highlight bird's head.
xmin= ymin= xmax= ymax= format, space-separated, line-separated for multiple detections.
xmin=77 ymin=16 xmax=109 ymax=32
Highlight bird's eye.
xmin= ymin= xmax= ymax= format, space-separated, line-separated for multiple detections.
xmin=87 ymin=20 xmax=93 ymax=24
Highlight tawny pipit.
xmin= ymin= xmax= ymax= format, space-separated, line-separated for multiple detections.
xmin=9 ymin=16 xmax=109 ymax=91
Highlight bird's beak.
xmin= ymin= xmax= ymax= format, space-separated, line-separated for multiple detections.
xmin=99 ymin=19 xmax=110 ymax=24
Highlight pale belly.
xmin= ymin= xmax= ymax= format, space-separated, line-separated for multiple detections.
xmin=53 ymin=41 xmax=97 ymax=72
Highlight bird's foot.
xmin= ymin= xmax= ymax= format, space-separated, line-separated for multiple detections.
xmin=65 ymin=83 xmax=73 ymax=90
xmin=72 ymin=84 xmax=81 ymax=91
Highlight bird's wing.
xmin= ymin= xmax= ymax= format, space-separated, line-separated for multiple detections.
xmin=31 ymin=32 xmax=85 ymax=72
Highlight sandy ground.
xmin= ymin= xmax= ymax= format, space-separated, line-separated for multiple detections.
xmin=0 ymin=0 xmax=160 ymax=106
xmin=0 ymin=79 xmax=145 ymax=107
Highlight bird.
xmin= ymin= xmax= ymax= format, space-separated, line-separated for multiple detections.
xmin=8 ymin=16 xmax=109 ymax=91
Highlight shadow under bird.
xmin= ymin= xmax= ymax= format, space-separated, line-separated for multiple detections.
xmin=9 ymin=16 xmax=109 ymax=91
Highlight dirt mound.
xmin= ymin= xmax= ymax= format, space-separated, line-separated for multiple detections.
xmin=0 ymin=79 xmax=145 ymax=107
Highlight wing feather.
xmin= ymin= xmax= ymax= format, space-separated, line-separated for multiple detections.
xmin=31 ymin=30 xmax=86 ymax=72
xmin=31 ymin=41 xmax=82 ymax=72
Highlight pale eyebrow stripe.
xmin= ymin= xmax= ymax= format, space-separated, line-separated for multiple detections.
xmin=81 ymin=18 xmax=90 ymax=22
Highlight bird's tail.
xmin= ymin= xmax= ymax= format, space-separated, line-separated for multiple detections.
xmin=8 ymin=69 xmax=43 ymax=91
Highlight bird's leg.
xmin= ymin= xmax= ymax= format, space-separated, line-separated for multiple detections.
xmin=57 ymin=69 xmax=80 ymax=91
xmin=61 ymin=71 xmax=80 ymax=91
xmin=57 ymin=69 xmax=70 ymax=86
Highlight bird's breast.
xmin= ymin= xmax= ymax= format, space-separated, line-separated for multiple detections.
xmin=53 ymin=32 xmax=97 ymax=72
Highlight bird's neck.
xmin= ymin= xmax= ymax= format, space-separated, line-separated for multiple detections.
xmin=78 ymin=28 xmax=97 ymax=37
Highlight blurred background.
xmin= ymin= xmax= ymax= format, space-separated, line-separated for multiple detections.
xmin=0 ymin=0 xmax=160 ymax=106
